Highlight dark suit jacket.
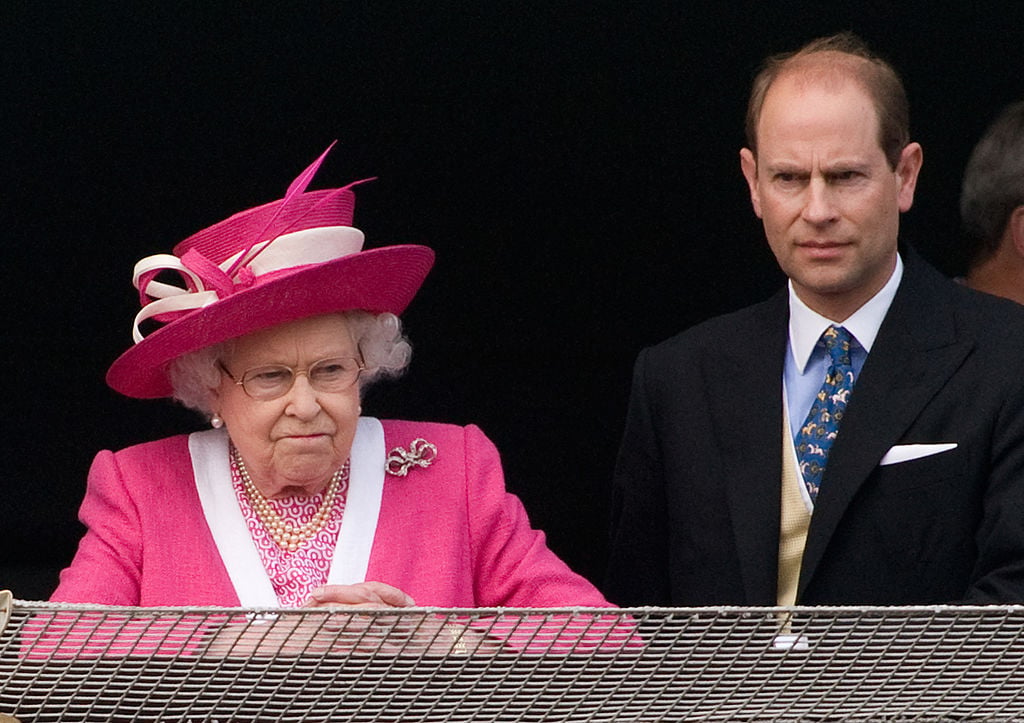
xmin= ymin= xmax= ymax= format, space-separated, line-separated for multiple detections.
xmin=605 ymin=250 xmax=1024 ymax=606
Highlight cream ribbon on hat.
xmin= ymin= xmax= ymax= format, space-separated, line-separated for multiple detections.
xmin=130 ymin=226 xmax=365 ymax=343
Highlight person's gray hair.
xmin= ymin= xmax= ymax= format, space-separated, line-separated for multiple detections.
xmin=961 ymin=100 xmax=1024 ymax=265
xmin=167 ymin=311 xmax=412 ymax=417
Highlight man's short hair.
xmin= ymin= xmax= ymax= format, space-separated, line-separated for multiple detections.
xmin=961 ymin=100 xmax=1024 ymax=264
xmin=744 ymin=32 xmax=910 ymax=170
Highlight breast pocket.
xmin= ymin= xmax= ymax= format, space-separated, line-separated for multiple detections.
xmin=867 ymin=444 xmax=977 ymax=568
xmin=874 ymin=444 xmax=965 ymax=495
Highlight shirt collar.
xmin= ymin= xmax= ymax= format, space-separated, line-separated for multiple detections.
xmin=788 ymin=253 xmax=904 ymax=373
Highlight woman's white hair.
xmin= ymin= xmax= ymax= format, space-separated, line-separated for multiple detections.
xmin=167 ymin=311 xmax=412 ymax=417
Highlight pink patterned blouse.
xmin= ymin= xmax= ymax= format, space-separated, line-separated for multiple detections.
xmin=229 ymin=460 xmax=349 ymax=607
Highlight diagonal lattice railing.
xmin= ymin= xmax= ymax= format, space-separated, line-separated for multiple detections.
xmin=3 ymin=590 xmax=1024 ymax=721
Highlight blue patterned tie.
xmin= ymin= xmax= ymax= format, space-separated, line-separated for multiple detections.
xmin=794 ymin=325 xmax=855 ymax=502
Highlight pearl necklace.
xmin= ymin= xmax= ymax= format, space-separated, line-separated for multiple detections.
xmin=231 ymin=446 xmax=347 ymax=553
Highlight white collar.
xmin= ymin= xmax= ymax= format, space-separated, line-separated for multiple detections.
xmin=788 ymin=253 xmax=903 ymax=373
xmin=189 ymin=417 xmax=386 ymax=607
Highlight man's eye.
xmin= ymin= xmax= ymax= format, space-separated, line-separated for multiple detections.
xmin=831 ymin=170 xmax=860 ymax=182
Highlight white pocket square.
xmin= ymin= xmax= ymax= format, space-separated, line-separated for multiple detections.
xmin=879 ymin=443 xmax=958 ymax=466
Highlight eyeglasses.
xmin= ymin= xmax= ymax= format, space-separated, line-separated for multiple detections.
xmin=218 ymin=356 xmax=365 ymax=400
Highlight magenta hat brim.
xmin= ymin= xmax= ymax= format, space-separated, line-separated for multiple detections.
xmin=106 ymin=244 xmax=434 ymax=399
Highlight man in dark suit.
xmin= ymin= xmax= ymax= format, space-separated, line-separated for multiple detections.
xmin=605 ymin=33 xmax=1024 ymax=606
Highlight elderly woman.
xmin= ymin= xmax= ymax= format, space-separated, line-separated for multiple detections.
xmin=50 ymin=147 xmax=610 ymax=626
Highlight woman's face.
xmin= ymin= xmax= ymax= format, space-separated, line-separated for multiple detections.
xmin=212 ymin=313 xmax=362 ymax=499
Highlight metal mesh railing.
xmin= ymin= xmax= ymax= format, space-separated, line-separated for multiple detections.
xmin=3 ymin=591 xmax=1024 ymax=721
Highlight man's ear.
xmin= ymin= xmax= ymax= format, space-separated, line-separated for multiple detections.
xmin=1010 ymin=206 xmax=1024 ymax=257
xmin=740 ymin=148 xmax=762 ymax=218
xmin=895 ymin=142 xmax=923 ymax=213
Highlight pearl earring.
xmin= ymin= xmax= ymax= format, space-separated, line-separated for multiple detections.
xmin=211 ymin=414 xmax=224 ymax=429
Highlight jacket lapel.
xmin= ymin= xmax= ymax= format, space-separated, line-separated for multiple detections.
xmin=712 ymin=290 xmax=791 ymax=605
xmin=190 ymin=419 xmax=389 ymax=606
xmin=798 ymin=255 xmax=974 ymax=596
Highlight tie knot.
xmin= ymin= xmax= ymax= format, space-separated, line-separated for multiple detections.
xmin=822 ymin=325 xmax=852 ymax=366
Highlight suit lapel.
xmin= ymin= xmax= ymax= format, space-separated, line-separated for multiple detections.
xmin=711 ymin=290 xmax=790 ymax=605
xmin=798 ymin=255 xmax=974 ymax=596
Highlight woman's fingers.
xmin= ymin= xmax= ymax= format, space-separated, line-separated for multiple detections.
xmin=306 ymin=581 xmax=415 ymax=608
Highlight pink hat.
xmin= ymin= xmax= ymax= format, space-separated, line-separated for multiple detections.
xmin=106 ymin=145 xmax=435 ymax=399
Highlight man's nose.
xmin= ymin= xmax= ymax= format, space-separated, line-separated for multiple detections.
xmin=801 ymin=178 xmax=838 ymax=225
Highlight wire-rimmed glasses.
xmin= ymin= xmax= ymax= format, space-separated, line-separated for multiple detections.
xmin=218 ymin=356 xmax=365 ymax=400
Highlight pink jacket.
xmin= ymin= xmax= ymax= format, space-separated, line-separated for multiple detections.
xmin=51 ymin=420 xmax=611 ymax=609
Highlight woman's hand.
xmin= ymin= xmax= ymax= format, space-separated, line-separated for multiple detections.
xmin=302 ymin=582 xmax=502 ymax=655
xmin=304 ymin=581 xmax=415 ymax=608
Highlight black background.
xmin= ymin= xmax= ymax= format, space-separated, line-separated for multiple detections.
xmin=3 ymin=2 xmax=1023 ymax=600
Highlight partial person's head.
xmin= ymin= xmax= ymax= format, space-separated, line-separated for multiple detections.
xmin=960 ymin=101 xmax=1024 ymax=277
xmin=107 ymin=145 xmax=434 ymax=496
xmin=739 ymin=33 xmax=923 ymax=321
